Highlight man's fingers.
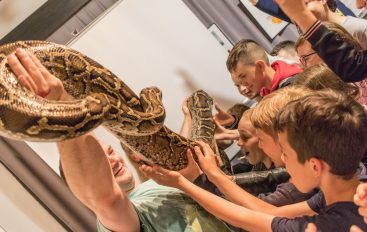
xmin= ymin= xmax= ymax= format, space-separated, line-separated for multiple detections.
xmin=7 ymin=53 xmax=38 ymax=92
xmin=29 ymin=52 xmax=54 ymax=83
xmin=15 ymin=49 xmax=49 ymax=96
xmin=17 ymin=75 xmax=36 ymax=92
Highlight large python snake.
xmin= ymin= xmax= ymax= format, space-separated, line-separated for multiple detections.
xmin=0 ymin=41 xmax=230 ymax=171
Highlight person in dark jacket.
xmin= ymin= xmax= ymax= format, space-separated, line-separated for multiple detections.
xmin=247 ymin=0 xmax=355 ymax=23
xmin=275 ymin=0 xmax=367 ymax=82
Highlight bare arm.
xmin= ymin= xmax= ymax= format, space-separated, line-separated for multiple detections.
xmin=275 ymin=0 xmax=367 ymax=82
xmin=58 ymin=135 xmax=139 ymax=232
xmin=194 ymin=142 xmax=314 ymax=218
xmin=140 ymin=164 xmax=274 ymax=231
xmin=274 ymin=0 xmax=317 ymax=33
xmin=8 ymin=49 xmax=140 ymax=232
xmin=179 ymin=98 xmax=192 ymax=137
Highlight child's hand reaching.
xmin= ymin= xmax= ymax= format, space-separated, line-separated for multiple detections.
xmin=139 ymin=164 xmax=185 ymax=188
xmin=354 ymin=183 xmax=367 ymax=223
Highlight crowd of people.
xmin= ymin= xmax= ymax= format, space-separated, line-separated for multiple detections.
xmin=5 ymin=0 xmax=367 ymax=231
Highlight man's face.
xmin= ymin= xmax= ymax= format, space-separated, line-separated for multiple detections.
xmin=231 ymin=62 xmax=263 ymax=99
xmin=278 ymin=131 xmax=317 ymax=193
xmin=256 ymin=129 xmax=284 ymax=167
xmin=237 ymin=118 xmax=269 ymax=165
xmin=102 ymin=144 xmax=135 ymax=192
xmin=297 ymin=41 xmax=323 ymax=68
xmin=304 ymin=0 xmax=328 ymax=20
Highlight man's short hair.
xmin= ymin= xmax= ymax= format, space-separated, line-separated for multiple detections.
xmin=250 ymin=86 xmax=313 ymax=138
xmin=275 ymin=90 xmax=367 ymax=179
xmin=226 ymin=39 xmax=269 ymax=73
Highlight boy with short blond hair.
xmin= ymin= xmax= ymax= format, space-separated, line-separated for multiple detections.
xmin=250 ymin=86 xmax=312 ymax=138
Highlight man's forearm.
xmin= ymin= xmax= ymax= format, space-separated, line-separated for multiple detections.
xmin=57 ymin=133 xmax=125 ymax=207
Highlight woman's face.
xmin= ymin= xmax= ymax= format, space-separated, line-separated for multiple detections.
xmin=237 ymin=118 xmax=269 ymax=166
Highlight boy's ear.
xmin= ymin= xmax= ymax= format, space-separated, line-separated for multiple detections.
xmin=308 ymin=157 xmax=323 ymax=177
xmin=255 ymin=60 xmax=266 ymax=72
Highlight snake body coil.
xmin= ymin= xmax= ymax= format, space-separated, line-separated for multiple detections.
xmin=0 ymin=41 xmax=227 ymax=171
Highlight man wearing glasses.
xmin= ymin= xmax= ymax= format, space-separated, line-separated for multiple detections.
xmin=294 ymin=37 xmax=322 ymax=68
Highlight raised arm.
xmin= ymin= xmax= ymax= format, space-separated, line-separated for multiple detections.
xmin=58 ymin=135 xmax=139 ymax=232
xmin=140 ymin=164 xmax=274 ymax=231
xmin=8 ymin=49 xmax=140 ymax=232
xmin=275 ymin=0 xmax=367 ymax=82
xmin=251 ymin=0 xmax=291 ymax=22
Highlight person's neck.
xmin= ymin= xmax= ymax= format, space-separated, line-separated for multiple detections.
xmin=321 ymin=174 xmax=360 ymax=205
xmin=262 ymin=157 xmax=273 ymax=169
xmin=264 ymin=67 xmax=276 ymax=90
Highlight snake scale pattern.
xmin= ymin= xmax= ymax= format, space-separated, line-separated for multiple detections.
xmin=0 ymin=40 xmax=229 ymax=171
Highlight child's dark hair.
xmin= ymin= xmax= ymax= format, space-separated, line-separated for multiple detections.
xmin=275 ymin=90 xmax=367 ymax=179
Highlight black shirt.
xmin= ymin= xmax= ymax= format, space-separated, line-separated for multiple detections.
xmin=271 ymin=191 xmax=367 ymax=232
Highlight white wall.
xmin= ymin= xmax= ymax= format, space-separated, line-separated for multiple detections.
xmin=27 ymin=0 xmax=243 ymax=181
xmin=0 ymin=163 xmax=66 ymax=232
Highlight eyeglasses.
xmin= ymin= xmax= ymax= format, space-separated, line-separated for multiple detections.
xmin=299 ymin=52 xmax=317 ymax=66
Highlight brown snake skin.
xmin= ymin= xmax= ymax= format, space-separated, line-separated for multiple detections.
xmin=0 ymin=40 xmax=229 ymax=171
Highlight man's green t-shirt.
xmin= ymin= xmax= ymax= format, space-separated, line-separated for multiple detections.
xmin=97 ymin=180 xmax=233 ymax=232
